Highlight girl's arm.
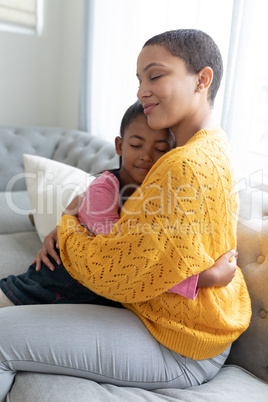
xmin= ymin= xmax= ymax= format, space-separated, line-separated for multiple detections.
xmin=62 ymin=193 xmax=85 ymax=217
xmin=197 ymin=249 xmax=237 ymax=287
xmin=167 ymin=249 xmax=237 ymax=299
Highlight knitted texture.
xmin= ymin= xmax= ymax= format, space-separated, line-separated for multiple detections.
xmin=58 ymin=128 xmax=251 ymax=360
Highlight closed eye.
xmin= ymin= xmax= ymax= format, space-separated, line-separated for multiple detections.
xmin=151 ymin=75 xmax=162 ymax=81
xmin=156 ymin=148 xmax=168 ymax=153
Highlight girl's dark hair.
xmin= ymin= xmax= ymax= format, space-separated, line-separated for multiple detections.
xmin=143 ymin=29 xmax=223 ymax=107
xmin=120 ymin=100 xmax=144 ymax=138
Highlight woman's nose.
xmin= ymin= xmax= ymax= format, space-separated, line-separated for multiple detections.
xmin=137 ymin=83 xmax=151 ymax=101
xmin=137 ymin=86 xmax=142 ymax=101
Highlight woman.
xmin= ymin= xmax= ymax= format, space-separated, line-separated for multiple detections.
xmin=0 ymin=29 xmax=251 ymax=400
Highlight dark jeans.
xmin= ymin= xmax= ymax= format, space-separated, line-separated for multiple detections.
xmin=0 ymin=249 xmax=123 ymax=308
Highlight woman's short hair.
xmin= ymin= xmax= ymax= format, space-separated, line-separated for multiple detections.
xmin=143 ymin=29 xmax=223 ymax=107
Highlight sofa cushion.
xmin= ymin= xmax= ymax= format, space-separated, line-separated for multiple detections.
xmin=8 ymin=366 xmax=268 ymax=402
xmin=0 ymin=190 xmax=35 ymax=234
xmin=0 ymin=232 xmax=41 ymax=278
xmin=0 ymin=127 xmax=67 ymax=191
xmin=52 ymin=131 xmax=119 ymax=175
xmin=227 ymin=186 xmax=268 ymax=382
xmin=23 ymin=154 xmax=96 ymax=242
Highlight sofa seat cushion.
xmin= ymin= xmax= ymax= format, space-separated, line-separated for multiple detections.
xmin=7 ymin=366 xmax=268 ymax=402
xmin=0 ymin=191 xmax=35 ymax=234
xmin=0 ymin=232 xmax=41 ymax=278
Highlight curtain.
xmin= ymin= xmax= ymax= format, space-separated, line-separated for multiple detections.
xmin=79 ymin=0 xmax=234 ymax=141
xmin=80 ymin=0 xmax=268 ymax=183
xmin=221 ymin=0 xmax=268 ymax=182
xmin=79 ymin=0 xmax=95 ymax=132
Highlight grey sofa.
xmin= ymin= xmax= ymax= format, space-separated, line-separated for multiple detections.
xmin=0 ymin=126 xmax=268 ymax=401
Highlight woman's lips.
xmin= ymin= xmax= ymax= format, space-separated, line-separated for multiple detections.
xmin=143 ymin=103 xmax=157 ymax=115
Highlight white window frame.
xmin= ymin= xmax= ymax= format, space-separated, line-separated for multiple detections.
xmin=0 ymin=0 xmax=43 ymax=35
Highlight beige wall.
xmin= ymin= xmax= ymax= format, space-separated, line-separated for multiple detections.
xmin=0 ymin=0 xmax=84 ymax=129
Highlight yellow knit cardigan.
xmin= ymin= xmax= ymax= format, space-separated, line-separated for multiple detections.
xmin=58 ymin=128 xmax=251 ymax=360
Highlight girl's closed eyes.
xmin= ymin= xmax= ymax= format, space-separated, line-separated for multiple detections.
xmin=130 ymin=144 xmax=169 ymax=153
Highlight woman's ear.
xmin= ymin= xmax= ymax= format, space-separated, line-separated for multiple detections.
xmin=115 ymin=136 xmax=123 ymax=156
xmin=196 ymin=66 xmax=213 ymax=91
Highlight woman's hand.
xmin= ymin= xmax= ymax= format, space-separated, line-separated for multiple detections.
xmin=198 ymin=249 xmax=238 ymax=288
xmin=33 ymin=227 xmax=61 ymax=272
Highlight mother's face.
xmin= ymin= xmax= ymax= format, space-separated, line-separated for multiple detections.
xmin=136 ymin=44 xmax=199 ymax=136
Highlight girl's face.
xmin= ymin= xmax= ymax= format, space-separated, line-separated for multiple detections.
xmin=136 ymin=45 xmax=200 ymax=143
xmin=115 ymin=114 xmax=174 ymax=188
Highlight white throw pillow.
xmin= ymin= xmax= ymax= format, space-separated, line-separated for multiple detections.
xmin=23 ymin=154 xmax=95 ymax=242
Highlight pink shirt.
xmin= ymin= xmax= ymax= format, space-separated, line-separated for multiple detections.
xmin=78 ymin=171 xmax=120 ymax=235
xmin=78 ymin=171 xmax=199 ymax=300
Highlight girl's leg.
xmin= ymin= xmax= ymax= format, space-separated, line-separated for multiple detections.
xmin=0 ymin=249 xmax=122 ymax=308
xmin=0 ymin=304 xmax=230 ymax=401
xmin=0 ymin=289 xmax=14 ymax=307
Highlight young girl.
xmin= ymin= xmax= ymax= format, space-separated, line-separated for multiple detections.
xmin=0 ymin=29 xmax=251 ymax=399
xmin=0 ymin=100 xmax=235 ymax=307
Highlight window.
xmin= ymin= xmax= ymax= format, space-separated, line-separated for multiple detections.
xmin=83 ymin=0 xmax=233 ymax=143
xmin=221 ymin=0 xmax=268 ymax=183
xmin=0 ymin=0 xmax=43 ymax=34
xmin=80 ymin=0 xmax=268 ymax=183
